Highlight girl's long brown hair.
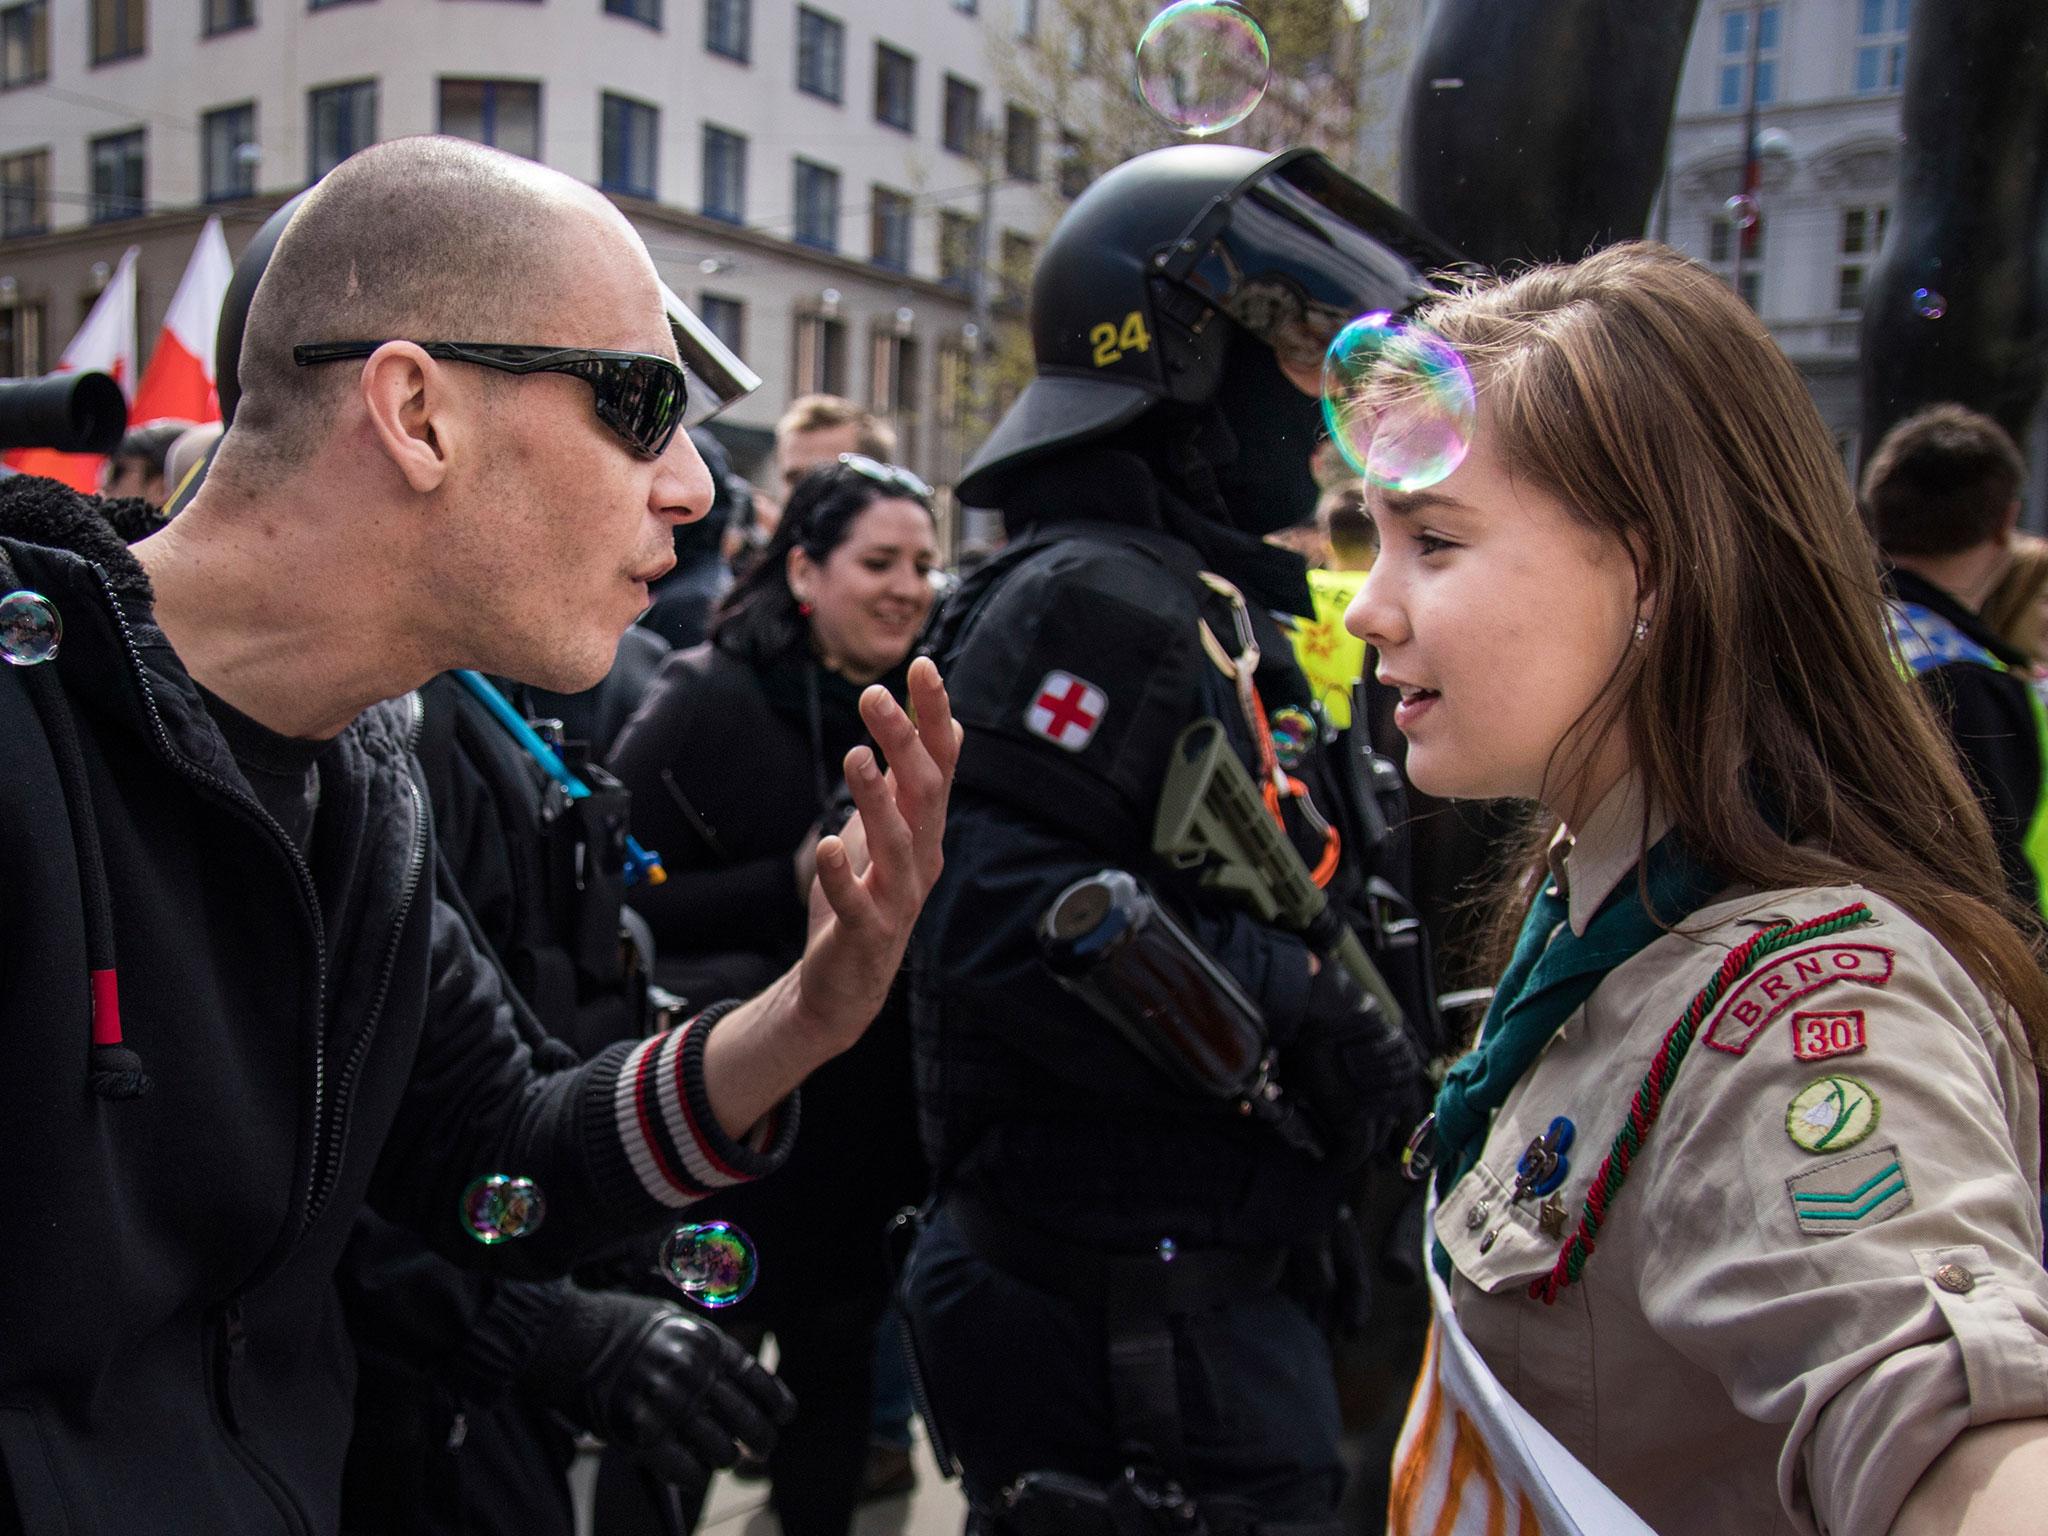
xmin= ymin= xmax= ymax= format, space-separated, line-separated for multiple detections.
xmin=1383 ymin=242 xmax=2048 ymax=1053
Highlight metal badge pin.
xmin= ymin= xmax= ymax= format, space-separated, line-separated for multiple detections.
xmin=1538 ymin=1194 xmax=1569 ymax=1239
xmin=1465 ymin=1200 xmax=1489 ymax=1231
xmin=1511 ymin=1116 xmax=1577 ymax=1203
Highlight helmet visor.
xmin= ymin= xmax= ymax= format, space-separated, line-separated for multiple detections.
xmin=660 ymin=279 xmax=762 ymax=428
xmin=1160 ymin=151 xmax=1464 ymax=379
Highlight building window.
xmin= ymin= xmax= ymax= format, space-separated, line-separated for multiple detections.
xmin=1004 ymin=105 xmax=1039 ymax=182
xmin=871 ymin=184 xmax=912 ymax=271
xmin=869 ymin=327 xmax=918 ymax=460
xmin=1015 ymin=0 xmax=1037 ymax=40
xmin=705 ymin=0 xmax=748 ymax=61
xmin=699 ymin=292 xmax=744 ymax=358
xmin=875 ymin=43 xmax=915 ymax=131
xmin=308 ymin=79 xmax=376 ymax=179
xmin=1706 ymin=209 xmax=1765 ymax=265
xmin=89 ymin=129 xmax=145 ymax=221
xmin=793 ymin=158 xmax=840 ymax=251
xmin=0 ymin=297 xmax=45 ymax=376
xmin=1837 ymin=203 xmax=1890 ymax=313
xmin=439 ymin=79 xmax=540 ymax=159
xmin=793 ymin=310 xmax=846 ymax=395
xmin=91 ymin=0 xmax=144 ymax=64
xmin=1066 ymin=16 xmax=1092 ymax=73
xmin=1737 ymin=269 xmax=1761 ymax=310
xmin=600 ymin=92 xmax=658 ymax=198
xmin=1000 ymin=229 xmax=1035 ymax=305
xmin=308 ymin=0 xmax=370 ymax=10
xmin=1854 ymin=0 xmax=1909 ymax=94
xmin=951 ymin=0 xmax=975 ymax=12
xmin=1056 ymin=130 xmax=1090 ymax=199
xmin=1 ymin=147 xmax=48 ymax=236
xmin=796 ymin=7 xmax=843 ymax=102
xmin=604 ymin=0 xmax=659 ymax=27
xmin=1 ymin=1 xmax=46 ymax=87
xmin=939 ymin=209 xmax=979 ymax=292
xmin=204 ymin=0 xmax=253 ymax=31
xmin=1716 ymin=5 xmax=1779 ymax=110
xmin=701 ymin=124 xmax=746 ymax=222
xmin=943 ymin=75 xmax=981 ymax=156
xmin=201 ymin=103 xmax=256 ymax=201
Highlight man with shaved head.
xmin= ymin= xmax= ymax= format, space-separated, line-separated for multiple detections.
xmin=0 ymin=137 xmax=956 ymax=1532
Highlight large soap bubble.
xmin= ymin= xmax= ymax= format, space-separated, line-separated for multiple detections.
xmin=1321 ymin=312 xmax=1477 ymax=493
xmin=1135 ymin=1 xmax=1271 ymax=138
xmin=659 ymin=1221 xmax=758 ymax=1308
xmin=460 ymin=1174 xmax=546 ymax=1244
xmin=0 ymin=590 xmax=60 ymax=666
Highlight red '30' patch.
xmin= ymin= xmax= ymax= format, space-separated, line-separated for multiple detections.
xmin=1703 ymin=942 xmax=1895 ymax=1056
xmin=1791 ymin=1010 xmax=1868 ymax=1062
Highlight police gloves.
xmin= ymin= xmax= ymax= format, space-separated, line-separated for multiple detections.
xmin=519 ymin=1288 xmax=796 ymax=1498
xmin=1289 ymin=961 xmax=1430 ymax=1171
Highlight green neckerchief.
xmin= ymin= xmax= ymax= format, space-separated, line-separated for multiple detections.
xmin=1430 ymin=831 xmax=1722 ymax=1278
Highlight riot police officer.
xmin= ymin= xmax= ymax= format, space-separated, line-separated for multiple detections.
xmin=901 ymin=144 xmax=1456 ymax=1533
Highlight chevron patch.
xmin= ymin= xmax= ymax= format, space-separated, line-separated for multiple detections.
xmin=1787 ymin=1143 xmax=1912 ymax=1237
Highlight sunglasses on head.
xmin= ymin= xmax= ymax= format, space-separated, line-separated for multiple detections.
xmin=293 ymin=340 xmax=690 ymax=460
xmin=836 ymin=451 xmax=934 ymax=505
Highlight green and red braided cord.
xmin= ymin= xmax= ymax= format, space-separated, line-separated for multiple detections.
xmin=1529 ymin=901 xmax=1877 ymax=1305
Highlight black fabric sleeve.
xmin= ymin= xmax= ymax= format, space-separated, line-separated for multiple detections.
xmin=1919 ymin=661 xmax=2043 ymax=910
xmin=365 ymin=897 xmax=797 ymax=1279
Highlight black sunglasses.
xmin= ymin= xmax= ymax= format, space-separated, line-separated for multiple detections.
xmin=293 ymin=340 xmax=690 ymax=460
xmin=836 ymin=451 xmax=934 ymax=505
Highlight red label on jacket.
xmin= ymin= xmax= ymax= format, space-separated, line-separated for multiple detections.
xmin=1704 ymin=943 xmax=1895 ymax=1056
xmin=1791 ymin=1010 xmax=1868 ymax=1062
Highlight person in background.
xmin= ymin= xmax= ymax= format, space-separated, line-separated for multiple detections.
xmin=163 ymin=421 xmax=224 ymax=509
xmin=1982 ymin=533 xmax=2048 ymax=675
xmin=1866 ymin=403 xmax=2044 ymax=917
xmin=638 ymin=427 xmax=741 ymax=652
xmin=609 ymin=455 xmax=940 ymax=1535
xmin=98 ymin=418 xmax=194 ymax=507
xmin=775 ymin=394 xmax=898 ymax=499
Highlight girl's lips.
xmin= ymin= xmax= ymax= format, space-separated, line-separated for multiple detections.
xmin=1393 ymin=689 xmax=1439 ymax=730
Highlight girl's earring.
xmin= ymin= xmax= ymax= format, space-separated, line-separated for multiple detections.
xmin=798 ymin=600 xmax=815 ymax=617
xmin=1633 ymin=616 xmax=1650 ymax=643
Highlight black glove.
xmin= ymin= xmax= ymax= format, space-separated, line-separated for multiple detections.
xmin=1286 ymin=960 xmax=1430 ymax=1170
xmin=518 ymin=1287 xmax=795 ymax=1498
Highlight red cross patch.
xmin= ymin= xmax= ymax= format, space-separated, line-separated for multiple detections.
xmin=1025 ymin=670 xmax=1106 ymax=752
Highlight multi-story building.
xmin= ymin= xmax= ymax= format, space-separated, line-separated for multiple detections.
xmin=1659 ymin=0 xmax=2046 ymax=504
xmin=0 ymin=0 xmax=1069 ymax=484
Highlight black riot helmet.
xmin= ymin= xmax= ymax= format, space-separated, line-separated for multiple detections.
xmin=215 ymin=191 xmax=307 ymax=427
xmin=958 ymin=144 xmax=1463 ymax=505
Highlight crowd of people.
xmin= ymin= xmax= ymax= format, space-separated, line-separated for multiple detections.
xmin=5 ymin=128 xmax=2048 ymax=1536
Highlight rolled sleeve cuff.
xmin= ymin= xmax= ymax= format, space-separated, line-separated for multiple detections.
xmin=579 ymin=1001 xmax=801 ymax=1212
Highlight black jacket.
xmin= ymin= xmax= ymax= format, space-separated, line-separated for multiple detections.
xmin=608 ymin=632 xmax=927 ymax=1310
xmin=0 ymin=480 xmax=793 ymax=1536
xmin=1890 ymin=568 xmax=2044 ymax=913
xmin=911 ymin=449 xmax=1414 ymax=1252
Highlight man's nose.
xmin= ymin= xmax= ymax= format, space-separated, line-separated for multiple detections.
xmin=654 ymin=431 xmax=715 ymax=526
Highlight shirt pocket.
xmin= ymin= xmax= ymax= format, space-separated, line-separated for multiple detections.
xmin=1440 ymin=1157 xmax=1599 ymax=1460
xmin=1914 ymin=1243 xmax=2048 ymax=1422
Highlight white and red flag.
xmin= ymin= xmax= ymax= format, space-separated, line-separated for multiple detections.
xmin=131 ymin=217 xmax=232 ymax=428
xmin=2 ymin=245 xmax=140 ymax=492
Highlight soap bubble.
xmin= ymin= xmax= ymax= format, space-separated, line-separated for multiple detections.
xmin=659 ymin=1221 xmax=758 ymax=1308
xmin=1911 ymin=287 xmax=1946 ymax=320
xmin=0 ymin=590 xmax=60 ymax=666
xmin=460 ymin=1174 xmax=545 ymax=1244
xmin=1135 ymin=1 xmax=1271 ymax=138
xmin=1723 ymin=193 xmax=1760 ymax=232
xmin=1320 ymin=311 xmax=1477 ymax=493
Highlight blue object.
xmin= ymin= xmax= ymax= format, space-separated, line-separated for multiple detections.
xmin=453 ymin=670 xmax=665 ymax=886
xmin=1516 ymin=1115 xmax=1576 ymax=1199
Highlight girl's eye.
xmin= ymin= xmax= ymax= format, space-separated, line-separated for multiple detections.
xmin=1414 ymin=533 xmax=1456 ymax=556
xmin=863 ymin=558 xmax=892 ymax=573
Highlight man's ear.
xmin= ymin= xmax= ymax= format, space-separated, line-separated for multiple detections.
xmin=359 ymin=342 xmax=451 ymax=494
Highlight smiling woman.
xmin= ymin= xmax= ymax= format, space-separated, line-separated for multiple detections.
xmin=603 ymin=454 xmax=939 ymax=1532
xmin=1347 ymin=242 xmax=2048 ymax=1536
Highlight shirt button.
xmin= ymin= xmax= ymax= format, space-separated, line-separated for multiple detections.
xmin=1466 ymin=1200 xmax=1490 ymax=1231
xmin=1934 ymin=1263 xmax=1975 ymax=1294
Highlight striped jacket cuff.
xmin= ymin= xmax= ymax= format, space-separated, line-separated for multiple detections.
xmin=584 ymin=1001 xmax=800 ymax=1210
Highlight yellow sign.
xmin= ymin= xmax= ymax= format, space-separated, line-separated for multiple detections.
xmin=1291 ymin=567 xmax=1368 ymax=728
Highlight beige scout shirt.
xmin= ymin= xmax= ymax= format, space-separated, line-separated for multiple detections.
xmin=1436 ymin=781 xmax=2048 ymax=1536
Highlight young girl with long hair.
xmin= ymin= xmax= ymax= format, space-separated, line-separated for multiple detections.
xmin=1350 ymin=242 xmax=2048 ymax=1535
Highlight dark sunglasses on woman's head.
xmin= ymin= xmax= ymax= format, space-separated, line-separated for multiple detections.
xmin=293 ymin=340 xmax=690 ymax=460
xmin=837 ymin=451 xmax=934 ymax=505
